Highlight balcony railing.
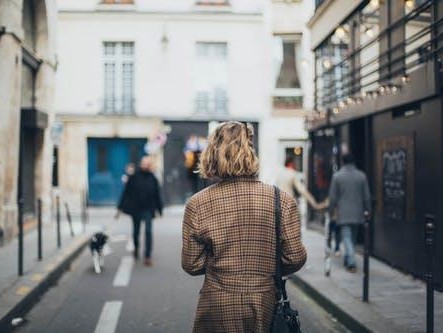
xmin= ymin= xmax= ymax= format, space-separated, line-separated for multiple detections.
xmin=315 ymin=0 xmax=442 ymax=110
xmin=101 ymin=98 xmax=135 ymax=115
xmin=315 ymin=0 xmax=327 ymax=10
xmin=273 ymin=89 xmax=304 ymax=109
xmin=194 ymin=95 xmax=228 ymax=115
xmin=195 ymin=1 xmax=230 ymax=6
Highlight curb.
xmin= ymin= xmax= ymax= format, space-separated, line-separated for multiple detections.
xmin=290 ymin=274 xmax=372 ymax=333
xmin=0 ymin=235 xmax=90 ymax=332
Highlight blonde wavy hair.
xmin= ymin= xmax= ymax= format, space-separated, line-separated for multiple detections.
xmin=198 ymin=121 xmax=259 ymax=179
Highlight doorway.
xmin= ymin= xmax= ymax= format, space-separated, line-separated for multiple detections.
xmin=87 ymin=138 xmax=146 ymax=205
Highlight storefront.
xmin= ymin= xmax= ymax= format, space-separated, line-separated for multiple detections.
xmin=307 ymin=0 xmax=443 ymax=289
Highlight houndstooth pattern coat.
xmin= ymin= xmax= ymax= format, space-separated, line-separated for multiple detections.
xmin=182 ymin=177 xmax=307 ymax=333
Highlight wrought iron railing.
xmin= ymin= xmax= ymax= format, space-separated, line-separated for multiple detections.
xmin=194 ymin=95 xmax=228 ymax=115
xmin=315 ymin=0 xmax=327 ymax=10
xmin=101 ymin=97 xmax=135 ymax=115
xmin=315 ymin=1 xmax=442 ymax=110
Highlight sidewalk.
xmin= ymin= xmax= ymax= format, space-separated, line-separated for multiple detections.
xmin=291 ymin=228 xmax=443 ymax=333
xmin=0 ymin=210 xmax=104 ymax=331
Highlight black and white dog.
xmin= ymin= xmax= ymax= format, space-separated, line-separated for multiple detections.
xmin=89 ymin=232 xmax=109 ymax=274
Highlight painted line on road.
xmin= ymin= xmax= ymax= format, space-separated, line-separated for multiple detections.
xmin=125 ymin=239 xmax=134 ymax=252
xmin=113 ymin=256 xmax=134 ymax=287
xmin=94 ymin=301 xmax=123 ymax=333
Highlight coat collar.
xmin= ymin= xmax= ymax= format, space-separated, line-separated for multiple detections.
xmin=221 ymin=175 xmax=258 ymax=183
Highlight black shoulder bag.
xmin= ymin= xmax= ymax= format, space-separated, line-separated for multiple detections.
xmin=271 ymin=186 xmax=302 ymax=333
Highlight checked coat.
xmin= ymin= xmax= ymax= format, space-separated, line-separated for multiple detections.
xmin=182 ymin=177 xmax=307 ymax=333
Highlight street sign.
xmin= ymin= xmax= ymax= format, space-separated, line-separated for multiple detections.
xmin=51 ymin=121 xmax=64 ymax=146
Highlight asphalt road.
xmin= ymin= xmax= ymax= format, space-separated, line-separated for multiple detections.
xmin=14 ymin=208 xmax=349 ymax=333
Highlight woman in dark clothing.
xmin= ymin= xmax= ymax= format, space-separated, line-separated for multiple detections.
xmin=118 ymin=156 xmax=163 ymax=266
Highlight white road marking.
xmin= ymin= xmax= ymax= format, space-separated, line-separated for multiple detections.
xmin=113 ymin=256 xmax=134 ymax=287
xmin=125 ymin=239 xmax=134 ymax=252
xmin=94 ymin=301 xmax=123 ymax=333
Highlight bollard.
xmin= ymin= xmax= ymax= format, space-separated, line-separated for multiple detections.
xmin=81 ymin=190 xmax=87 ymax=233
xmin=18 ymin=199 xmax=24 ymax=276
xmin=37 ymin=199 xmax=42 ymax=261
xmin=363 ymin=212 xmax=370 ymax=302
xmin=425 ymin=214 xmax=435 ymax=333
xmin=56 ymin=195 xmax=61 ymax=248
xmin=64 ymin=202 xmax=75 ymax=237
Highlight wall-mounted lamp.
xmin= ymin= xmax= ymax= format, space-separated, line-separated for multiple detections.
xmin=161 ymin=33 xmax=169 ymax=52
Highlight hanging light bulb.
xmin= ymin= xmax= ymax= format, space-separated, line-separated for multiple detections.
xmin=370 ymin=0 xmax=379 ymax=10
xmin=335 ymin=26 xmax=346 ymax=40
xmin=346 ymin=97 xmax=355 ymax=104
xmin=405 ymin=0 xmax=414 ymax=10
xmin=323 ymin=58 xmax=333 ymax=70
xmin=401 ymin=74 xmax=411 ymax=84
xmin=365 ymin=25 xmax=375 ymax=38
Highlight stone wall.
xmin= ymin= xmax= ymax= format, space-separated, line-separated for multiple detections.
xmin=0 ymin=0 xmax=57 ymax=244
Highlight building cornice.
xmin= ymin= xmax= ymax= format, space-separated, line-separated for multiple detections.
xmin=56 ymin=114 xmax=162 ymax=123
xmin=58 ymin=9 xmax=263 ymax=17
xmin=306 ymin=0 xmax=365 ymax=50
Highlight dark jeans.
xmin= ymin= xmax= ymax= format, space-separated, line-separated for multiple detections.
xmin=327 ymin=220 xmax=341 ymax=252
xmin=132 ymin=211 xmax=153 ymax=258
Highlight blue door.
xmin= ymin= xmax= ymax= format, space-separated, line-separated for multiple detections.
xmin=87 ymin=138 xmax=146 ymax=205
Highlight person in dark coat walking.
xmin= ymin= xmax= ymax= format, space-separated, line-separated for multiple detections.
xmin=118 ymin=156 xmax=163 ymax=266
xmin=328 ymin=153 xmax=371 ymax=273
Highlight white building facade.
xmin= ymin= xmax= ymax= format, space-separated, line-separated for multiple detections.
xmin=55 ymin=0 xmax=314 ymax=206
xmin=56 ymin=0 xmax=275 ymax=205
xmin=260 ymin=0 xmax=315 ymax=185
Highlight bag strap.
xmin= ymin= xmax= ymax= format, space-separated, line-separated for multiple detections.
xmin=274 ymin=186 xmax=289 ymax=304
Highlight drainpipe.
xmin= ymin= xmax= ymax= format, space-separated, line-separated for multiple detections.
xmin=0 ymin=26 xmax=5 ymax=40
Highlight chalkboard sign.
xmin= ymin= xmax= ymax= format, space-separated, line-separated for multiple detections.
xmin=376 ymin=136 xmax=415 ymax=223
xmin=382 ymin=149 xmax=406 ymax=222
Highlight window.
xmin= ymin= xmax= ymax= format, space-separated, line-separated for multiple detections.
xmin=194 ymin=42 xmax=228 ymax=115
xmin=101 ymin=0 xmax=134 ymax=4
xmin=196 ymin=0 xmax=229 ymax=6
xmin=273 ymin=35 xmax=304 ymax=109
xmin=22 ymin=0 xmax=36 ymax=51
xmin=103 ymin=42 xmax=134 ymax=114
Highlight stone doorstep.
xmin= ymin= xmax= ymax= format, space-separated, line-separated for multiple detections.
xmin=290 ymin=274 xmax=407 ymax=333
xmin=0 ymin=234 xmax=90 ymax=332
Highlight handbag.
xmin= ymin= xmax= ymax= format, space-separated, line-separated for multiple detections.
xmin=271 ymin=186 xmax=302 ymax=333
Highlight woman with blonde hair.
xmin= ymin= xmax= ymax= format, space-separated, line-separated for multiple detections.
xmin=182 ymin=121 xmax=307 ymax=333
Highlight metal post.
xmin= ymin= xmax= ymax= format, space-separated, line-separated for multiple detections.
xmin=18 ymin=199 xmax=24 ymax=276
xmin=37 ymin=199 xmax=42 ymax=261
xmin=363 ymin=214 xmax=370 ymax=302
xmin=64 ymin=202 xmax=74 ymax=237
xmin=81 ymin=189 xmax=87 ymax=233
xmin=425 ymin=214 xmax=435 ymax=333
xmin=56 ymin=195 xmax=61 ymax=248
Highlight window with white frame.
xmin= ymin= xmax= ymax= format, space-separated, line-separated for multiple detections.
xmin=195 ymin=42 xmax=228 ymax=115
xmin=103 ymin=42 xmax=134 ymax=114
xmin=273 ymin=35 xmax=304 ymax=109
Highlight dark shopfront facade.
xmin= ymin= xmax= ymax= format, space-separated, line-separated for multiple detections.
xmin=163 ymin=120 xmax=259 ymax=205
xmin=308 ymin=0 xmax=443 ymax=289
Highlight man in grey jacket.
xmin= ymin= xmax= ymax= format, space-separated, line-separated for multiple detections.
xmin=328 ymin=154 xmax=371 ymax=272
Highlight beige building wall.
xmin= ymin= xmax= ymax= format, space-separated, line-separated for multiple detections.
xmin=0 ymin=0 xmax=57 ymax=242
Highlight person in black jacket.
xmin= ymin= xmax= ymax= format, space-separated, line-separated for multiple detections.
xmin=118 ymin=156 xmax=163 ymax=266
